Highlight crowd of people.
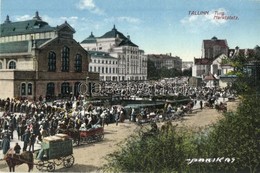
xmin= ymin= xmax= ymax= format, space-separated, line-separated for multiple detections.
xmin=0 ymin=77 xmax=235 ymax=155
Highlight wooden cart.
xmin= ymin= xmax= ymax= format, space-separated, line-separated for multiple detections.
xmin=79 ymin=126 xmax=104 ymax=143
xmin=35 ymin=134 xmax=75 ymax=172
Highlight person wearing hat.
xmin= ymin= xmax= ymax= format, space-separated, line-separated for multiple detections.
xmin=22 ymin=129 xmax=30 ymax=151
xmin=1 ymin=134 xmax=10 ymax=155
xmin=14 ymin=142 xmax=21 ymax=154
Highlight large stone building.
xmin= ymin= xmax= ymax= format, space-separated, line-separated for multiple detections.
xmin=147 ymin=54 xmax=182 ymax=71
xmin=81 ymin=25 xmax=147 ymax=81
xmin=193 ymin=36 xmax=229 ymax=77
xmin=191 ymin=36 xmax=229 ymax=87
xmin=202 ymin=36 xmax=229 ymax=59
xmin=0 ymin=12 xmax=95 ymax=100
xmin=88 ymin=51 xmax=118 ymax=81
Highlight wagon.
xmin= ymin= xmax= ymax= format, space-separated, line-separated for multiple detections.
xmin=35 ymin=134 xmax=75 ymax=172
xmin=79 ymin=126 xmax=104 ymax=143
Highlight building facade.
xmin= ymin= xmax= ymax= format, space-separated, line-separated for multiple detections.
xmin=147 ymin=54 xmax=182 ymax=71
xmin=81 ymin=25 xmax=147 ymax=81
xmin=193 ymin=36 xmax=229 ymax=77
xmin=88 ymin=51 xmax=118 ymax=81
xmin=202 ymin=36 xmax=229 ymax=59
xmin=0 ymin=12 xmax=94 ymax=100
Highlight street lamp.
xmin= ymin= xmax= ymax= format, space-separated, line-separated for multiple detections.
xmin=86 ymin=76 xmax=90 ymax=99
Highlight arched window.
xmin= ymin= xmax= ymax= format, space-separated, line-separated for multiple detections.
xmin=46 ymin=83 xmax=55 ymax=96
xmin=9 ymin=60 xmax=16 ymax=69
xmin=0 ymin=61 xmax=2 ymax=69
xmin=28 ymin=83 xmax=32 ymax=95
xmin=61 ymin=46 xmax=70 ymax=72
xmin=75 ymin=54 xmax=82 ymax=72
xmin=48 ymin=51 xmax=56 ymax=71
xmin=21 ymin=83 xmax=26 ymax=95
xmin=74 ymin=82 xmax=81 ymax=97
xmin=61 ymin=82 xmax=70 ymax=96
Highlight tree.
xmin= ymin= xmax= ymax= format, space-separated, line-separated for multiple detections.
xmin=225 ymin=52 xmax=260 ymax=94
xmin=182 ymin=67 xmax=192 ymax=76
xmin=202 ymin=95 xmax=260 ymax=173
xmin=147 ymin=59 xmax=160 ymax=80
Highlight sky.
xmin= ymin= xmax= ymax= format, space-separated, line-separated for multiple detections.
xmin=1 ymin=0 xmax=260 ymax=61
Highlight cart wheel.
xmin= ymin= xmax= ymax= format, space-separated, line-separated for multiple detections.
xmin=63 ymin=155 xmax=75 ymax=168
xmin=86 ymin=137 xmax=91 ymax=143
xmin=36 ymin=160 xmax=44 ymax=171
xmin=80 ymin=136 xmax=84 ymax=143
xmin=97 ymin=133 xmax=104 ymax=141
xmin=100 ymin=133 xmax=104 ymax=140
xmin=47 ymin=162 xmax=55 ymax=172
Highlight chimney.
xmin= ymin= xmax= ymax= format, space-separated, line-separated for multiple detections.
xmin=127 ymin=35 xmax=130 ymax=40
xmin=28 ymin=35 xmax=36 ymax=52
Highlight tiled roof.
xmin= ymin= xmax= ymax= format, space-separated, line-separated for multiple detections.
xmin=194 ymin=58 xmax=214 ymax=65
xmin=204 ymin=73 xmax=216 ymax=80
xmin=0 ymin=19 xmax=55 ymax=37
xmin=203 ymin=37 xmax=228 ymax=48
xmin=88 ymin=51 xmax=117 ymax=59
xmin=118 ymin=38 xmax=138 ymax=47
xmin=0 ymin=39 xmax=50 ymax=54
xmin=229 ymin=48 xmax=255 ymax=57
xmin=99 ymin=25 xmax=127 ymax=39
xmin=148 ymin=54 xmax=180 ymax=60
xmin=81 ymin=32 xmax=96 ymax=44
xmin=0 ymin=12 xmax=75 ymax=37
xmin=0 ymin=41 xmax=28 ymax=53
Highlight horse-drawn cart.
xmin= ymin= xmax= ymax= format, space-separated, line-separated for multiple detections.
xmin=35 ymin=134 xmax=74 ymax=172
xmin=79 ymin=126 xmax=104 ymax=143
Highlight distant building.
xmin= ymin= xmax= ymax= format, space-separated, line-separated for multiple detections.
xmin=192 ymin=36 xmax=229 ymax=87
xmin=192 ymin=37 xmax=259 ymax=88
xmin=147 ymin=54 xmax=182 ymax=71
xmin=192 ymin=58 xmax=213 ymax=77
xmin=0 ymin=12 xmax=96 ymax=100
xmin=193 ymin=36 xmax=229 ymax=77
xmin=202 ymin=36 xmax=229 ymax=59
xmin=81 ymin=25 xmax=147 ymax=81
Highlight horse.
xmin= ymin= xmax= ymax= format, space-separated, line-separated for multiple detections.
xmin=4 ymin=149 xmax=34 ymax=172
xmin=215 ymin=103 xmax=227 ymax=112
xmin=57 ymin=128 xmax=80 ymax=146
